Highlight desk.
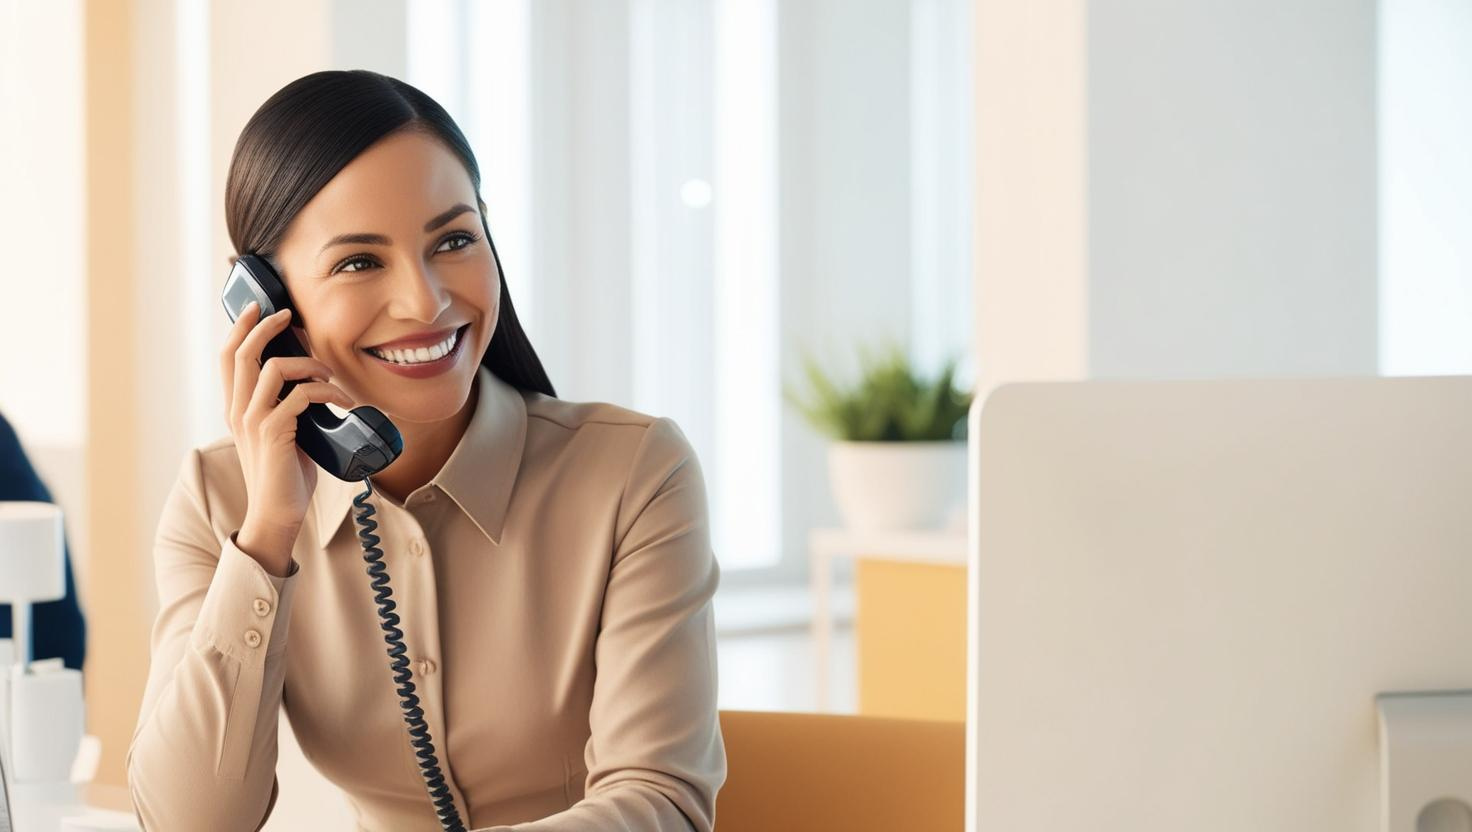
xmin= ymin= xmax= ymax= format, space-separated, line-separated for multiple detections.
xmin=808 ymin=527 xmax=967 ymax=711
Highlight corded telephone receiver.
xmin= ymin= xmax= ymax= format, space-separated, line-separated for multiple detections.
xmin=221 ymin=254 xmax=468 ymax=832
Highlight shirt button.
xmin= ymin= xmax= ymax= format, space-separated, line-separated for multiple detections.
xmin=243 ymin=629 xmax=262 ymax=648
xmin=253 ymin=598 xmax=271 ymax=617
xmin=410 ymin=538 xmax=426 ymax=557
xmin=417 ymin=658 xmax=437 ymax=676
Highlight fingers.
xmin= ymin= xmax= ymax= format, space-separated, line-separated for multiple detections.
xmin=229 ymin=307 xmax=294 ymax=428
xmin=260 ymin=381 xmax=357 ymax=436
xmin=242 ymin=356 xmax=341 ymax=428
xmin=220 ymin=301 xmax=262 ymax=409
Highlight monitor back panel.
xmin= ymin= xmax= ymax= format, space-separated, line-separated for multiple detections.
xmin=968 ymin=375 xmax=1472 ymax=831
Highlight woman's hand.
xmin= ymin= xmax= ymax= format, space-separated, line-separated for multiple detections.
xmin=220 ymin=301 xmax=355 ymax=574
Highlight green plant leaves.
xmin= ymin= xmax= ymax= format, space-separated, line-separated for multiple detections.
xmin=782 ymin=337 xmax=973 ymax=441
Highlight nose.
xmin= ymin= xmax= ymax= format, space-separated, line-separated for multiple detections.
xmin=391 ymin=257 xmax=452 ymax=324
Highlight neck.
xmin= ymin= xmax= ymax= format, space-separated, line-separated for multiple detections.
xmin=370 ymin=378 xmax=479 ymax=504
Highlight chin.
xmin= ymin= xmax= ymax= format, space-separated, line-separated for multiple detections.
xmin=375 ymin=369 xmax=477 ymax=425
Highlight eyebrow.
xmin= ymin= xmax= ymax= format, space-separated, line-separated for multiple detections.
xmin=317 ymin=203 xmax=477 ymax=257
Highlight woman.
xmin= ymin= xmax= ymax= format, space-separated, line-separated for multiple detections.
xmin=127 ymin=70 xmax=725 ymax=831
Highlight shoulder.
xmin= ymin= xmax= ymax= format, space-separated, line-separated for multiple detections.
xmin=195 ymin=435 xmax=247 ymax=486
xmin=0 ymin=410 xmax=50 ymax=502
xmin=165 ymin=436 xmax=249 ymax=528
xmin=522 ymin=390 xmax=655 ymax=433
xmin=0 ymin=409 xmax=20 ymax=452
xmin=521 ymin=391 xmax=697 ymax=466
xmin=527 ymin=394 xmax=704 ymax=519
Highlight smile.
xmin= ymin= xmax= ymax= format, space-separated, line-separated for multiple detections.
xmin=365 ymin=325 xmax=467 ymax=365
xmin=362 ymin=323 xmax=472 ymax=380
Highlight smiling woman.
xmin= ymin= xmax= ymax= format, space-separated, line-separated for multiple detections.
xmin=127 ymin=69 xmax=727 ymax=832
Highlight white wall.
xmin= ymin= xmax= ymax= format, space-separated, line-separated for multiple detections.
xmin=0 ymin=0 xmax=87 ymax=447
xmin=1379 ymin=0 xmax=1472 ymax=375
xmin=973 ymin=0 xmax=1089 ymax=393
xmin=975 ymin=0 xmax=1379 ymax=395
xmin=0 ymin=0 xmax=90 ymax=595
xmin=1088 ymin=0 xmax=1378 ymax=378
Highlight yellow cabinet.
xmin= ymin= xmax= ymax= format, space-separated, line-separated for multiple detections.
xmin=855 ymin=558 xmax=968 ymax=722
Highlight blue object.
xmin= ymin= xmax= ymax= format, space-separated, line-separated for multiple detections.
xmin=0 ymin=410 xmax=87 ymax=672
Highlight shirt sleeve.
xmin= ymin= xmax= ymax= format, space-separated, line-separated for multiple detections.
xmin=127 ymin=447 xmax=302 ymax=831
xmin=475 ymin=416 xmax=727 ymax=831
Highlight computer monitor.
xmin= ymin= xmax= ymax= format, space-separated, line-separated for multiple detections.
xmin=967 ymin=376 xmax=1472 ymax=831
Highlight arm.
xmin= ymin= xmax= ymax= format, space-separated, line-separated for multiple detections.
xmin=477 ymin=417 xmax=727 ymax=831
xmin=127 ymin=447 xmax=302 ymax=831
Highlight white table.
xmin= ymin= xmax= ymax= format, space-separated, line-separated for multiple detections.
xmin=808 ymin=527 xmax=967 ymax=711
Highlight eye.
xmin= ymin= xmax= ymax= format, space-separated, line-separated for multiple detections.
xmin=336 ymin=255 xmax=376 ymax=274
xmin=438 ymin=230 xmax=481 ymax=253
xmin=330 ymin=231 xmax=482 ymax=275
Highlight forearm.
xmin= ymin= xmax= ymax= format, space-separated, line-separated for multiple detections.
xmin=127 ymin=639 xmax=288 ymax=830
xmin=129 ymin=533 xmax=298 ymax=830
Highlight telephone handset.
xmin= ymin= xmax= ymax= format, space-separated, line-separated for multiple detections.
xmin=220 ymin=254 xmax=468 ymax=832
xmin=221 ymin=254 xmax=403 ymax=481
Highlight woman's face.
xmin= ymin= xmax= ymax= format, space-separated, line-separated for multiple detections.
xmin=272 ymin=129 xmax=499 ymax=426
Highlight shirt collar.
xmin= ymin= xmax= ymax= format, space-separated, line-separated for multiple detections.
xmin=311 ymin=363 xmax=527 ymax=548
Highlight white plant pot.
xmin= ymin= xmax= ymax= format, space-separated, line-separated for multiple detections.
xmin=827 ymin=440 xmax=966 ymax=532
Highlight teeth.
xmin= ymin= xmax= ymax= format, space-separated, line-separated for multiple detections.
xmin=369 ymin=328 xmax=460 ymax=365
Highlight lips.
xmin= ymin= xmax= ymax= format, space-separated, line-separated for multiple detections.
xmin=363 ymin=324 xmax=469 ymax=365
xmin=365 ymin=325 xmax=466 ymax=351
xmin=364 ymin=322 xmax=471 ymax=377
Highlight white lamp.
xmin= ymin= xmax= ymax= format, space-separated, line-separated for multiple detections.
xmin=0 ymin=501 xmax=84 ymax=787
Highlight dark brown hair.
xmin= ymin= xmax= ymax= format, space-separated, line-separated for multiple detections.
xmin=224 ymin=69 xmax=555 ymax=398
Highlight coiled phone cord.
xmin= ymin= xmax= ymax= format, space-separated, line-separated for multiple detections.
xmin=352 ymin=477 xmax=468 ymax=832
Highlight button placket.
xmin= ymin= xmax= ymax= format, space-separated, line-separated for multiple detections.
xmin=389 ymin=506 xmax=457 ymax=811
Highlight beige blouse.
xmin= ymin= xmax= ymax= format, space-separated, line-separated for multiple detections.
xmin=126 ymin=363 xmax=726 ymax=830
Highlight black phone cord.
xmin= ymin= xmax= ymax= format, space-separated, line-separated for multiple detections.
xmin=352 ymin=477 xmax=467 ymax=832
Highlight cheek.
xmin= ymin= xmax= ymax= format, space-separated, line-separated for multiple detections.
xmin=482 ymin=290 xmax=500 ymax=341
xmin=303 ymin=304 xmax=375 ymax=358
xmin=472 ymin=260 xmax=501 ymax=327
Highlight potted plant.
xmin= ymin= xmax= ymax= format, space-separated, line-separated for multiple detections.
xmin=783 ymin=337 xmax=973 ymax=532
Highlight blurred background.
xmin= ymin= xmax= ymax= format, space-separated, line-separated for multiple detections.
xmin=0 ymin=0 xmax=1466 ymax=824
